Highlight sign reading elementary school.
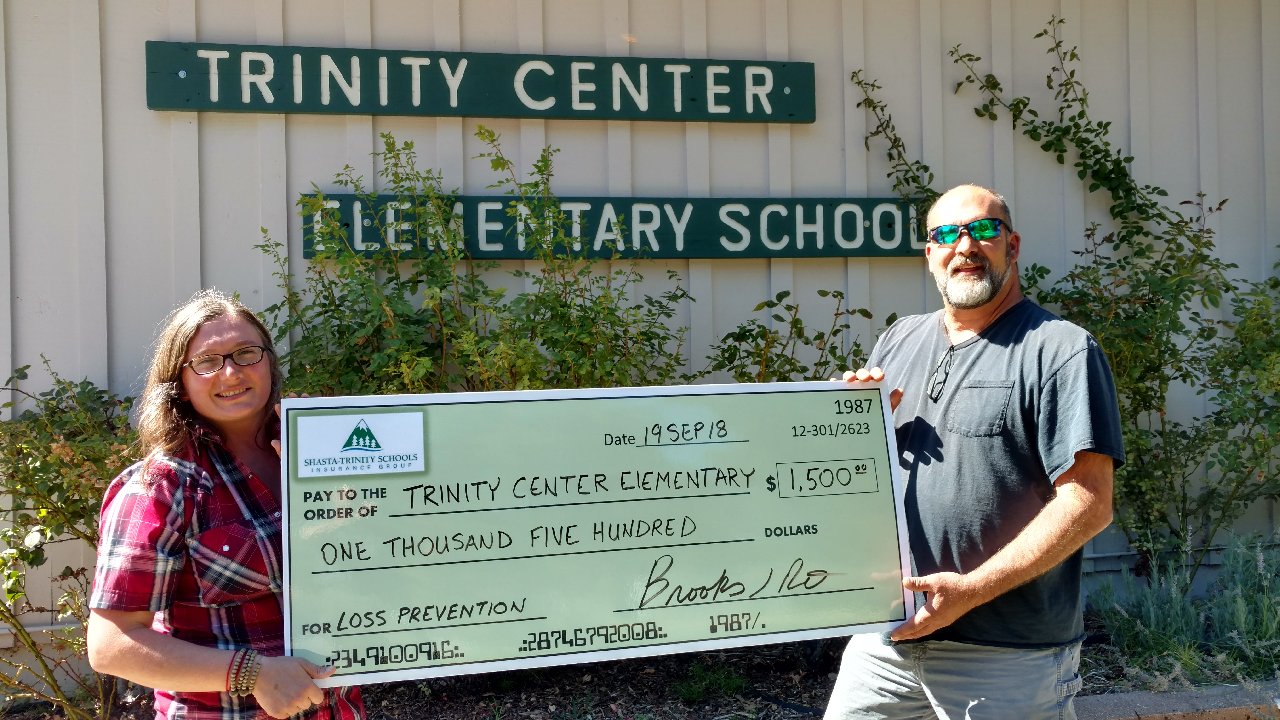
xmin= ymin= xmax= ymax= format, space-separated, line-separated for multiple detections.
xmin=145 ymin=41 xmax=815 ymax=122
xmin=304 ymin=194 xmax=921 ymax=259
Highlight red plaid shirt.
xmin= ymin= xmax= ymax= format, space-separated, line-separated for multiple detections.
xmin=91 ymin=434 xmax=365 ymax=720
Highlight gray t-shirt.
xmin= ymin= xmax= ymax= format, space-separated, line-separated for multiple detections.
xmin=869 ymin=298 xmax=1124 ymax=647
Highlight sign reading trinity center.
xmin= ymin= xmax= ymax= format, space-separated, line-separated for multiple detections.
xmin=145 ymin=41 xmax=815 ymax=122
xmin=281 ymin=383 xmax=912 ymax=686
xmin=303 ymin=194 xmax=921 ymax=259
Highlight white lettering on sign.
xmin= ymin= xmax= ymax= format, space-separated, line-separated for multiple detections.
xmin=311 ymin=199 xmax=341 ymax=253
xmin=439 ymin=59 xmax=468 ymax=108
xmin=321 ymin=55 xmax=360 ymax=106
xmin=745 ymin=66 xmax=773 ymax=114
xmin=175 ymin=48 xmax=794 ymax=120
xmin=562 ymin=202 xmax=590 ymax=252
xmin=514 ymin=204 xmax=532 ymax=251
xmin=632 ymin=204 xmax=661 ymax=252
xmin=385 ymin=202 xmax=412 ymax=251
xmin=834 ymin=204 xmax=865 ymax=249
xmin=571 ymin=62 xmax=596 ymax=111
xmin=351 ymin=200 xmax=374 ymax=252
xmin=706 ymin=66 xmax=731 ymax=114
xmin=401 ymin=57 xmax=431 ymax=107
xmin=197 ymin=49 xmax=231 ymax=103
xmin=594 ymin=203 xmax=621 ymax=251
xmin=477 ymin=202 xmax=505 ymax=251
xmin=796 ymin=204 xmax=822 ymax=249
xmin=242 ymin=52 xmax=274 ymax=103
xmin=665 ymin=203 xmax=692 ymax=252
xmin=292 ymin=54 xmax=303 ymax=103
xmin=719 ymin=204 xmax=750 ymax=252
xmin=378 ymin=57 xmax=388 ymax=106
xmin=761 ymin=205 xmax=788 ymax=251
xmin=873 ymin=203 xmax=901 ymax=251
xmin=515 ymin=60 xmax=555 ymax=111
xmin=613 ymin=64 xmax=648 ymax=112
xmin=664 ymin=64 xmax=691 ymax=113
xmin=307 ymin=196 xmax=913 ymax=258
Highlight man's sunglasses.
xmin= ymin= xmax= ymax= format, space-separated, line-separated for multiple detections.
xmin=927 ymin=217 xmax=1007 ymax=245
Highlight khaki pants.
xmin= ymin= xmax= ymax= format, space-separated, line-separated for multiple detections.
xmin=823 ymin=632 xmax=1083 ymax=720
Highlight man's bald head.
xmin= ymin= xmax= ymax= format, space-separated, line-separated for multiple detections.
xmin=926 ymin=184 xmax=1012 ymax=230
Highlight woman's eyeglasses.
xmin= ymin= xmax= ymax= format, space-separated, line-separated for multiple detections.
xmin=927 ymin=217 xmax=1007 ymax=245
xmin=183 ymin=345 xmax=268 ymax=375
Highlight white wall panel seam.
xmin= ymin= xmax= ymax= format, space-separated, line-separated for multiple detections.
xmin=257 ymin=0 xmax=287 ymax=324
xmin=683 ymin=0 xmax=712 ymax=378
xmin=765 ymin=0 xmax=792 ymax=323
xmin=434 ymin=0 xmax=464 ymax=191
xmin=989 ymin=0 xmax=1013 ymax=199
xmin=919 ymin=0 xmax=942 ymax=310
xmin=168 ymin=0 xmax=200 ymax=301
xmin=1057 ymin=0 xmax=1084 ymax=280
xmin=1194 ymin=0 xmax=1219 ymax=206
xmin=0 ymin=0 xmax=11 ymax=418
xmin=605 ymin=1 xmax=636 ymax=312
xmin=435 ymin=0 xmax=465 ymax=324
xmin=841 ymin=0 xmax=872 ymax=358
xmin=73 ymin=0 xmax=109 ymax=387
xmin=343 ymin=0 xmax=374 ymax=200
xmin=1193 ymin=0 xmax=1219 ymax=420
xmin=517 ymin=0 xmax=546 ymax=295
xmin=1263 ymin=0 xmax=1279 ymax=276
xmin=606 ymin=0 xmax=631 ymax=198
xmin=1127 ymin=1 xmax=1151 ymax=195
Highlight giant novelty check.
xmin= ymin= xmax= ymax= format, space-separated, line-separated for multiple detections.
xmin=280 ymin=382 xmax=912 ymax=687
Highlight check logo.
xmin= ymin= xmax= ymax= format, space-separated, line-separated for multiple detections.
xmin=340 ymin=419 xmax=383 ymax=453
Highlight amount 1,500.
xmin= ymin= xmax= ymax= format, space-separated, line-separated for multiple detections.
xmin=786 ymin=464 xmax=870 ymax=494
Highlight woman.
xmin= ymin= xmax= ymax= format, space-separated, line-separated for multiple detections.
xmin=87 ymin=290 xmax=364 ymax=719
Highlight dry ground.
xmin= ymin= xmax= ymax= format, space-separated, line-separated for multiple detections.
xmin=5 ymin=632 xmax=1128 ymax=719
xmin=358 ymin=640 xmax=840 ymax=720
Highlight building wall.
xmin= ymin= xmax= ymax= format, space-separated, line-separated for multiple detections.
xmin=1 ymin=0 xmax=1277 ymax=621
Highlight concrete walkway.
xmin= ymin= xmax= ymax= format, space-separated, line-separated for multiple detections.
xmin=1077 ymin=682 xmax=1280 ymax=719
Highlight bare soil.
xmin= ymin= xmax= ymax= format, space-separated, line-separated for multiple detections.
xmin=3 ymin=632 xmax=1130 ymax=719
xmin=358 ymin=640 xmax=840 ymax=720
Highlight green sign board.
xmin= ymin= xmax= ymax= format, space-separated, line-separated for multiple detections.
xmin=302 ymin=194 xmax=920 ymax=259
xmin=281 ymin=382 xmax=910 ymax=685
xmin=145 ymin=41 xmax=815 ymax=123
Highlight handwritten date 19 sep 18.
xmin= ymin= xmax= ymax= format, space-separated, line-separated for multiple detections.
xmin=643 ymin=419 xmax=729 ymax=446
xmin=639 ymin=554 xmax=830 ymax=609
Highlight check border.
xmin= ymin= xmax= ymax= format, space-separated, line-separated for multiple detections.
xmin=281 ymin=381 xmax=912 ymax=687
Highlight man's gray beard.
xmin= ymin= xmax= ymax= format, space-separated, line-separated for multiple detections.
xmin=935 ymin=257 xmax=1013 ymax=309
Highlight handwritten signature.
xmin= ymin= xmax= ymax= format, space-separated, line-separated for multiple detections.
xmin=638 ymin=554 xmax=831 ymax=609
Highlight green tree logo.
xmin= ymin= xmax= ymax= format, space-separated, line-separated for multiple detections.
xmin=340 ymin=419 xmax=382 ymax=452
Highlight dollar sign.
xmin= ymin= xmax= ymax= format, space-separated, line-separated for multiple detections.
xmin=766 ymin=476 xmax=777 ymax=492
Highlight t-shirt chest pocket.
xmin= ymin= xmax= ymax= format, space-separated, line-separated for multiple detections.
xmin=945 ymin=381 xmax=1014 ymax=437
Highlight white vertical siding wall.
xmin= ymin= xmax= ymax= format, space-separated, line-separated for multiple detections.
xmin=0 ymin=0 xmax=1276 ymax=605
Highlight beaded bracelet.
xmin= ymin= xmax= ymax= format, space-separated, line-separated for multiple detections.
xmin=228 ymin=649 xmax=261 ymax=697
xmin=225 ymin=649 xmax=246 ymax=694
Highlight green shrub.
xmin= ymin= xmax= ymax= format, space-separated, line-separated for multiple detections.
xmin=697 ymin=289 xmax=878 ymax=383
xmin=852 ymin=15 xmax=1280 ymax=580
xmin=263 ymin=129 xmax=690 ymax=395
xmin=1203 ymin=538 xmax=1280 ymax=679
xmin=1092 ymin=536 xmax=1280 ymax=688
xmin=0 ymin=361 xmax=139 ymax=719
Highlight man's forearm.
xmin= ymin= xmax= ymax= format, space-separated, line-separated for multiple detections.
xmin=963 ymin=450 xmax=1114 ymax=606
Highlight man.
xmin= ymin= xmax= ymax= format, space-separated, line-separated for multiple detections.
xmin=824 ymin=184 xmax=1124 ymax=719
